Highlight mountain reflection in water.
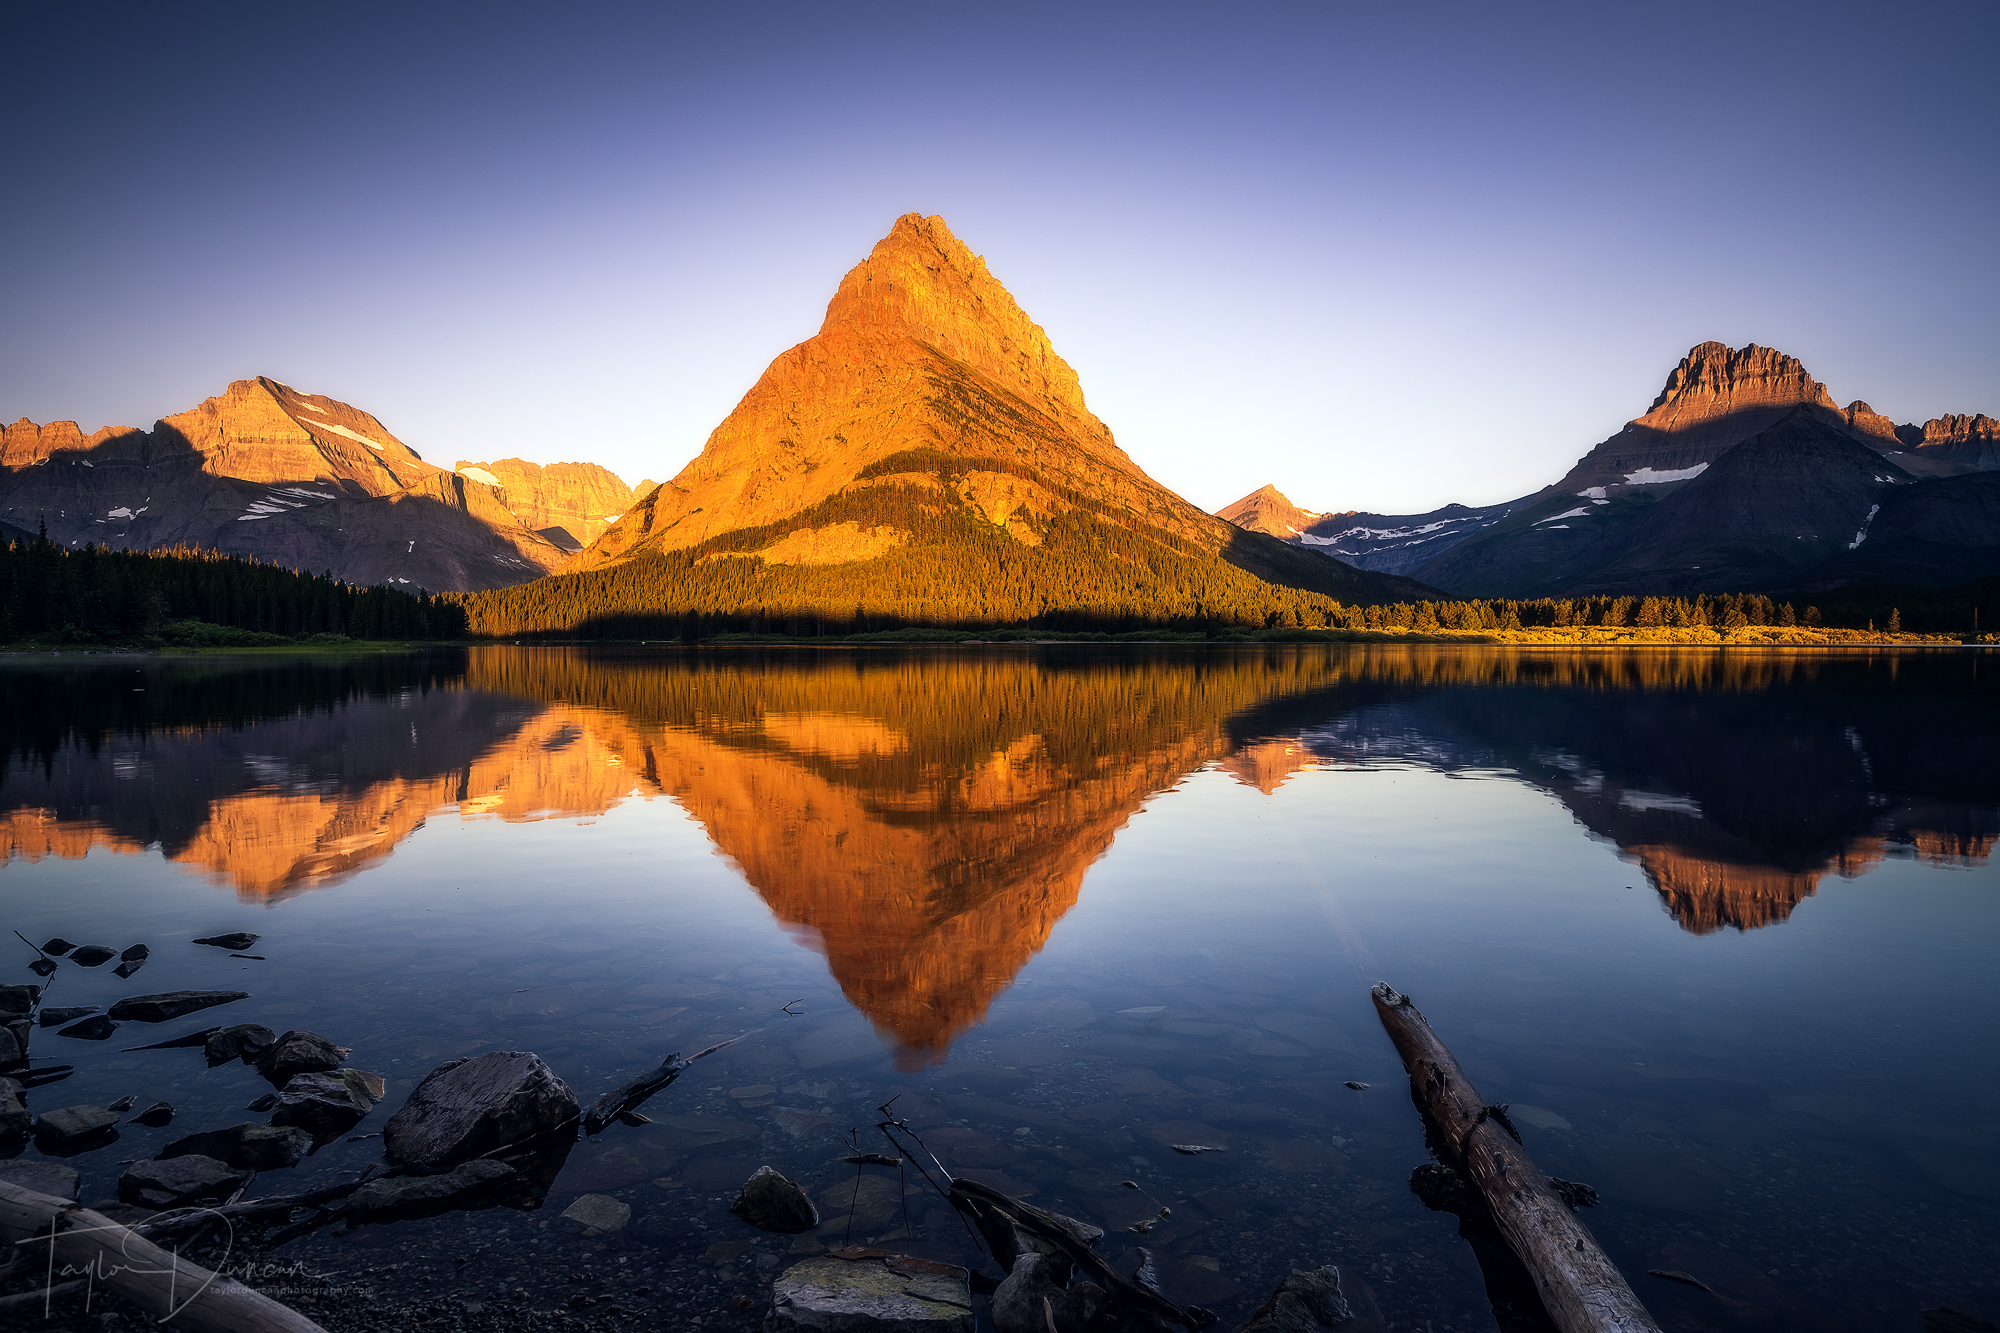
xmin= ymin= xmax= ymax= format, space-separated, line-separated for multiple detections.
xmin=2 ymin=646 xmax=1992 ymax=1058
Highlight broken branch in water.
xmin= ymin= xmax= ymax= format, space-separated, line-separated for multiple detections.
xmin=580 ymin=1004 xmax=802 ymax=1137
xmin=1371 ymin=981 xmax=1660 ymax=1333
xmin=947 ymin=1176 xmax=1215 ymax=1331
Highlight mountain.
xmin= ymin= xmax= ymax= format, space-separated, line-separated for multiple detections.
xmin=1 ymin=378 xmax=643 ymax=593
xmin=1214 ymin=484 xmax=1328 ymax=540
xmin=549 ymin=214 xmax=1430 ymax=623
xmin=1222 ymin=341 xmax=2000 ymax=597
xmin=452 ymin=457 xmax=655 ymax=552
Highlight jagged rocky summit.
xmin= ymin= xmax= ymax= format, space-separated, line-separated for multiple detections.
xmin=570 ymin=213 xmax=1429 ymax=606
xmin=451 ymin=457 xmax=655 ymax=553
xmin=1225 ymin=340 xmax=2000 ymax=597
xmin=1 ymin=378 xmax=645 ymax=593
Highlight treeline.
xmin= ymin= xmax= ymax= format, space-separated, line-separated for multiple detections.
xmin=0 ymin=529 xmax=470 ymax=643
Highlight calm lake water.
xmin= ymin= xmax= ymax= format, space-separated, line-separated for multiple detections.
xmin=2 ymin=645 xmax=1996 ymax=1331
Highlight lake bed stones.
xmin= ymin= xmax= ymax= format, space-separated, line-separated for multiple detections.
xmin=384 ymin=1051 xmax=578 ymax=1172
xmin=118 ymin=1154 xmax=250 ymax=1209
xmin=731 ymin=1166 xmax=820 ymax=1233
xmin=768 ymin=1249 xmax=973 ymax=1332
xmin=0 ymin=1159 xmax=81 ymax=1200
xmin=107 ymin=991 xmax=249 ymax=1023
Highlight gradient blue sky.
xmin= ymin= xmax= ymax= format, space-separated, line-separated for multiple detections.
xmin=5 ymin=1 xmax=1995 ymax=515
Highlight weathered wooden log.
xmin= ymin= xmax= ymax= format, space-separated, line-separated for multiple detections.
xmin=1371 ymin=983 xmax=1660 ymax=1333
xmin=0 ymin=1179 xmax=327 ymax=1332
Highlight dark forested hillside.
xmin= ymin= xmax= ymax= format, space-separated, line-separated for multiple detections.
xmin=0 ymin=529 xmax=468 ymax=643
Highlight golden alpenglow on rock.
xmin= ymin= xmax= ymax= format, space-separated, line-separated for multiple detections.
xmin=460 ymin=215 xmax=1431 ymax=634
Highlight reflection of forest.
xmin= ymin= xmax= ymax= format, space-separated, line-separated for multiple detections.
xmin=2 ymin=646 xmax=1992 ymax=1056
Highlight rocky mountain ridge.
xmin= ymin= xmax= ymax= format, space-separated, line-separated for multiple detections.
xmin=2 ymin=378 xmax=647 ymax=592
xmin=1227 ymin=340 xmax=2000 ymax=596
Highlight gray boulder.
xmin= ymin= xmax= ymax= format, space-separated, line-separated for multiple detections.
xmin=106 ymin=990 xmax=249 ymax=1023
xmin=0 ymin=1021 xmax=25 ymax=1070
xmin=162 ymin=1122 xmax=312 ymax=1171
xmin=205 ymin=1024 xmax=277 ymax=1067
xmin=0 ymin=1159 xmax=80 ymax=1200
xmin=255 ymin=1030 xmax=350 ymax=1083
xmin=34 ymin=1104 xmax=119 ymax=1147
xmin=343 ymin=1159 xmax=521 ymax=1223
xmin=1239 ymin=1266 xmax=1352 ymax=1331
xmin=383 ymin=1051 xmax=577 ymax=1172
xmin=118 ymin=1155 xmax=251 ymax=1209
xmin=0 ymin=985 xmax=43 ymax=1018
xmin=733 ymin=1166 xmax=820 ymax=1233
xmin=270 ymin=1069 xmax=384 ymax=1135
xmin=767 ymin=1249 xmax=974 ymax=1332
xmin=991 ymin=1252 xmax=1109 ymax=1333
xmin=1 ymin=1077 xmax=28 ymax=1138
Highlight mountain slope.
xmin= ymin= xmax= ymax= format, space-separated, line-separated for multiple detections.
xmin=1 ymin=378 xmax=632 ymax=591
xmin=567 ymin=214 xmax=1429 ymax=611
xmin=1215 ymin=484 xmax=1327 ymax=540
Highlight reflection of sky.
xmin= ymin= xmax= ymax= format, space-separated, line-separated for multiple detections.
xmin=5 ymin=3 xmax=1996 ymax=515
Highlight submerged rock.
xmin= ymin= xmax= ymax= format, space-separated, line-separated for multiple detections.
xmin=1239 ymin=1265 xmax=1352 ymax=1331
xmin=133 ymin=1101 xmax=175 ymax=1128
xmin=732 ymin=1166 xmax=820 ymax=1233
xmin=383 ymin=1051 xmax=578 ymax=1172
xmin=558 ymin=1193 xmax=632 ymax=1235
xmin=768 ymin=1249 xmax=974 ymax=1332
xmin=39 ymin=939 xmax=76 ymax=956
xmin=343 ymin=1159 xmax=522 ymax=1223
xmin=107 ymin=991 xmax=250 ymax=1023
xmin=68 ymin=945 xmax=117 ymax=967
xmin=39 ymin=1006 xmax=100 ymax=1028
xmin=57 ymin=1015 xmax=120 ymax=1040
xmin=163 ymin=1122 xmax=312 ymax=1171
xmin=0 ymin=1158 xmax=81 ymax=1199
xmin=255 ymin=1030 xmax=350 ymax=1083
xmin=118 ymin=1154 xmax=250 ymax=1209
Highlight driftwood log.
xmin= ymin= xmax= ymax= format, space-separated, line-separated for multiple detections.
xmin=0 ymin=1179 xmax=327 ymax=1332
xmin=1371 ymin=983 xmax=1660 ymax=1333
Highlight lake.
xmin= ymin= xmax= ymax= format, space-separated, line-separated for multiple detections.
xmin=2 ymin=644 xmax=1995 ymax=1332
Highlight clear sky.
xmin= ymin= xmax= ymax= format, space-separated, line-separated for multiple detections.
xmin=4 ymin=1 xmax=1995 ymax=516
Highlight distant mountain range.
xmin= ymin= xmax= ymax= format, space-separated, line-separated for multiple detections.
xmin=1221 ymin=342 xmax=2000 ymax=597
xmin=1 ymin=379 xmax=650 ymax=592
xmin=10 ymin=222 xmax=1995 ymax=607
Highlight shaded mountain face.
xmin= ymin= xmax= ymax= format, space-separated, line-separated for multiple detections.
xmin=575 ymin=214 xmax=1429 ymax=606
xmin=1 ymin=379 xmax=635 ymax=593
xmin=453 ymin=458 xmax=654 ymax=552
xmin=1224 ymin=341 xmax=1999 ymax=597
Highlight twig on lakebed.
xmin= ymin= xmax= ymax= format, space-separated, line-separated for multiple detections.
xmin=579 ymin=1003 xmax=803 ymax=1137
